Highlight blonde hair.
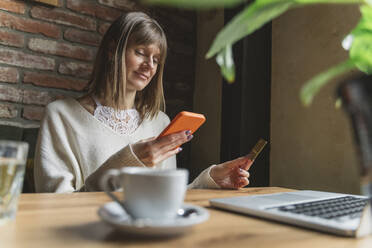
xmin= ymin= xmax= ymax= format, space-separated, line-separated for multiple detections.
xmin=87 ymin=12 xmax=167 ymax=120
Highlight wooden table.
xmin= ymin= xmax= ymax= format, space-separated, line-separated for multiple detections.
xmin=1 ymin=187 xmax=372 ymax=248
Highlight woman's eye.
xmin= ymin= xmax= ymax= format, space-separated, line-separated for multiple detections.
xmin=153 ymin=58 xmax=159 ymax=65
xmin=135 ymin=50 xmax=144 ymax=56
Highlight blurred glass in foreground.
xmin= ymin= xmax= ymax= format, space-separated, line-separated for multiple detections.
xmin=0 ymin=141 xmax=28 ymax=224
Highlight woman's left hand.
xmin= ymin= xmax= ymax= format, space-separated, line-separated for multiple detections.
xmin=210 ymin=156 xmax=253 ymax=189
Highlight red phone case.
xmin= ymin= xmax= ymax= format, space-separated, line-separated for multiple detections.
xmin=159 ymin=111 xmax=206 ymax=137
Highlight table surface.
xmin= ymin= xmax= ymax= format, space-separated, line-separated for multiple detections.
xmin=1 ymin=187 xmax=372 ymax=248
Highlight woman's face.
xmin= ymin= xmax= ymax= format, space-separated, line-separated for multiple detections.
xmin=125 ymin=42 xmax=161 ymax=92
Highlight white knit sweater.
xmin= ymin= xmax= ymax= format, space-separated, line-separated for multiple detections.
xmin=34 ymin=98 xmax=219 ymax=193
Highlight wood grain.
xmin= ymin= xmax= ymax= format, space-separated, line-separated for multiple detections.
xmin=1 ymin=188 xmax=371 ymax=248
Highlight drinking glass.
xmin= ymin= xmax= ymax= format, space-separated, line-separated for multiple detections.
xmin=0 ymin=140 xmax=28 ymax=224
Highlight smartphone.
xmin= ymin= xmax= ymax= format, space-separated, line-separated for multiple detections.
xmin=158 ymin=111 xmax=206 ymax=138
xmin=249 ymin=139 xmax=267 ymax=160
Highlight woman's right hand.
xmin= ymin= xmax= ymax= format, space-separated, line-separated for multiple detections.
xmin=132 ymin=130 xmax=193 ymax=167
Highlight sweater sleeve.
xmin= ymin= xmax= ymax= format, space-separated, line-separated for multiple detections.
xmin=83 ymin=144 xmax=146 ymax=191
xmin=34 ymin=106 xmax=80 ymax=193
xmin=188 ymin=165 xmax=221 ymax=189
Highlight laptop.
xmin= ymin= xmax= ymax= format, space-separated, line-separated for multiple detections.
xmin=209 ymin=190 xmax=372 ymax=237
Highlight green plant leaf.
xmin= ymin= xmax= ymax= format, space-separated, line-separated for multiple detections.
xmin=350 ymin=5 xmax=372 ymax=34
xmin=216 ymin=44 xmax=235 ymax=83
xmin=348 ymin=5 xmax=372 ymax=73
xmin=142 ymin=0 xmax=246 ymax=9
xmin=350 ymin=33 xmax=372 ymax=73
xmin=206 ymin=1 xmax=296 ymax=59
xmin=300 ymin=59 xmax=356 ymax=106
xmin=145 ymin=0 xmax=363 ymax=9
xmin=206 ymin=0 xmax=364 ymax=59
xmin=359 ymin=2 xmax=372 ymax=19
xmin=335 ymin=98 xmax=342 ymax=108
xmin=294 ymin=0 xmax=363 ymax=3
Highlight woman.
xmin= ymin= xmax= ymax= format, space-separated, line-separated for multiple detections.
xmin=34 ymin=11 xmax=252 ymax=193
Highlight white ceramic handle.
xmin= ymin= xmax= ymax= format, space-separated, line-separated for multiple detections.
xmin=100 ymin=169 xmax=123 ymax=206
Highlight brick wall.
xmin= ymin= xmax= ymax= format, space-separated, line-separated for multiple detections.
xmin=0 ymin=0 xmax=196 ymax=128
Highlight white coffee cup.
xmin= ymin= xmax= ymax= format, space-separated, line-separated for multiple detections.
xmin=101 ymin=167 xmax=188 ymax=220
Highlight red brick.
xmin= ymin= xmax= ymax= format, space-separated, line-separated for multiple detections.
xmin=98 ymin=0 xmax=139 ymax=11
xmin=0 ymin=11 xmax=60 ymax=39
xmin=64 ymin=28 xmax=101 ymax=47
xmin=24 ymin=71 xmax=88 ymax=91
xmin=31 ymin=6 xmax=96 ymax=31
xmin=28 ymin=38 xmax=95 ymax=61
xmin=0 ymin=48 xmax=55 ymax=70
xmin=54 ymin=94 xmax=67 ymax=101
xmin=58 ymin=61 xmax=93 ymax=79
xmin=98 ymin=22 xmax=110 ymax=35
xmin=0 ymin=66 xmax=18 ymax=83
xmin=0 ymin=0 xmax=26 ymax=14
xmin=0 ymin=103 xmax=17 ymax=118
xmin=0 ymin=84 xmax=22 ymax=103
xmin=66 ymin=0 xmax=121 ymax=22
xmin=0 ymin=85 xmax=54 ymax=105
xmin=0 ymin=29 xmax=24 ymax=48
xmin=22 ymin=106 xmax=45 ymax=121
xmin=22 ymin=89 xmax=54 ymax=105
xmin=34 ymin=0 xmax=64 ymax=7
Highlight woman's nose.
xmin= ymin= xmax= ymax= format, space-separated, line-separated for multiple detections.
xmin=143 ymin=57 xmax=155 ymax=69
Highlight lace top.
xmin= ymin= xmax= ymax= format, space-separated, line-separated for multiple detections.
xmin=92 ymin=96 xmax=140 ymax=135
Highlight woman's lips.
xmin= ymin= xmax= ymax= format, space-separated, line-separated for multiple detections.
xmin=135 ymin=71 xmax=149 ymax=80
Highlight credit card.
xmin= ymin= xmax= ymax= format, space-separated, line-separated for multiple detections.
xmin=250 ymin=139 xmax=267 ymax=160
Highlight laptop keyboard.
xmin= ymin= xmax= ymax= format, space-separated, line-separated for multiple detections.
xmin=270 ymin=196 xmax=370 ymax=221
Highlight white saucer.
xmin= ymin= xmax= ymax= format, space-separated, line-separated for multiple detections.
xmin=98 ymin=202 xmax=209 ymax=237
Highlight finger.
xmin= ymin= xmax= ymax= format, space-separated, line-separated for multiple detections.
xmin=138 ymin=136 xmax=157 ymax=143
xmin=142 ymin=132 xmax=186 ymax=159
xmin=240 ymin=158 xmax=254 ymax=171
xmin=142 ymin=132 xmax=186 ymax=165
xmin=235 ymin=177 xmax=249 ymax=188
xmin=223 ymin=156 xmax=251 ymax=169
xmin=152 ymin=146 xmax=183 ymax=165
xmin=156 ymin=131 xmax=186 ymax=145
xmin=245 ymin=152 xmax=256 ymax=161
xmin=157 ymin=131 xmax=190 ymax=151
xmin=146 ymin=136 xmax=157 ymax=142
xmin=237 ymin=168 xmax=249 ymax=178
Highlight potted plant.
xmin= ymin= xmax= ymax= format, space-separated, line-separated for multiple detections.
xmin=145 ymin=0 xmax=372 ymax=107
